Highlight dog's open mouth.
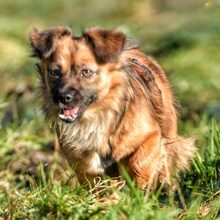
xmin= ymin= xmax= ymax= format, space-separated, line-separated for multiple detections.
xmin=59 ymin=106 xmax=80 ymax=122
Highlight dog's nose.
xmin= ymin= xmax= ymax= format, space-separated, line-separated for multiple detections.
xmin=60 ymin=93 xmax=73 ymax=105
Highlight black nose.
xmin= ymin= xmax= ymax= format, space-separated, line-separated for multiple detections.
xmin=59 ymin=93 xmax=73 ymax=105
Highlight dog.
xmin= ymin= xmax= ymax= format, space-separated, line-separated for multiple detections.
xmin=30 ymin=27 xmax=195 ymax=188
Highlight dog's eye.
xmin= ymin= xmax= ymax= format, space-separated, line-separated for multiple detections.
xmin=48 ymin=69 xmax=61 ymax=80
xmin=81 ymin=69 xmax=94 ymax=79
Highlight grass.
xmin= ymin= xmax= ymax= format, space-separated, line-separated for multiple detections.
xmin=0 ymin=0 xmax=219 ymax=219
xmin=0 ymin=116 xmax=219 ymax=219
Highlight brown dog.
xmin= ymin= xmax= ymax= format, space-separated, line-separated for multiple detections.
xmin=30 ymin=27 xmax=195 ymax=187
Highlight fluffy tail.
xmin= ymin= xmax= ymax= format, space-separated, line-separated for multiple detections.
xmin=172 ymin=136 xmax=196 ymax=172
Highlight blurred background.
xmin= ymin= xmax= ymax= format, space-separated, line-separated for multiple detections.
xmin=0 ymin=0 xmax=220 ymax=130
xmin=0 ymin=0 xmax=219 ymax=208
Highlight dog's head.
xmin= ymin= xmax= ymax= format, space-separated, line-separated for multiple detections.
xmin=30 ymin=27 xmax=127 ymax=122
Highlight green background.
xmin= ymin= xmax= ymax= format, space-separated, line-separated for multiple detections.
xmin=0 ymin=0 xmax=219 ymax=219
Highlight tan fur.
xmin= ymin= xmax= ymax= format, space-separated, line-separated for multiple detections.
xmin=30 ymin=27 xmax=196 ymax=187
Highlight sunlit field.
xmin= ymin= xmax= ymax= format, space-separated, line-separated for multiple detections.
xmin=0 ymin=0 xmax=219 ymax=219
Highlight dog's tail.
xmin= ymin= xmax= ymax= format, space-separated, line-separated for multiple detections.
xmin=160 ymin=136 xmax=196 ymax=183
xmin=170 ymin=136 xmax=196 ymax=172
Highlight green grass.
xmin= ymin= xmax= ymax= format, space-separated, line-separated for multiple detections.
xmin=0 ymin=116 xmax=219 ymax=219
xmin=0 ymin=0 xmax=220 ymax=219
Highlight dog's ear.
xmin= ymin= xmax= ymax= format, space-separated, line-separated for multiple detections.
xmin=83 ymin=29 xmax=126 ymax=63
xmin=29 ymin=27 xmax=72 ymax=59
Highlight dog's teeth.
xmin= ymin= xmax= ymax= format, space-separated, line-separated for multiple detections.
xmin=59 ymin=112 xmax=77 ymax=122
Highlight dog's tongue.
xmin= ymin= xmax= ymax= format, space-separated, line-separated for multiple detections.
xmin=63 ymin=106 xmax=80 ymax=116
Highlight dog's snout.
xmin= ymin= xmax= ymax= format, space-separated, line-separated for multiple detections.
xmin=60 ymin=93 xmax=73 ymax=105
xmin=58 ymin=88 xmax=83 ymax=105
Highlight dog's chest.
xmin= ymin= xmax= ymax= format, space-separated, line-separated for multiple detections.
xmin=55 ymin=117 xmax=114 ymax=173
xmin=56 ymin=117 xmax=110 ymax=153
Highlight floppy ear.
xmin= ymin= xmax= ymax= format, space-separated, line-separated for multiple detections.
xmin=83 ymin=28 xmax=126 ymax=63
xmin=29 ymin=27 xmax=72 ymax=59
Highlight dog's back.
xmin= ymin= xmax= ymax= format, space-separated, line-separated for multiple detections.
xmin=120 ymin=48 xmax=195 ymax=184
